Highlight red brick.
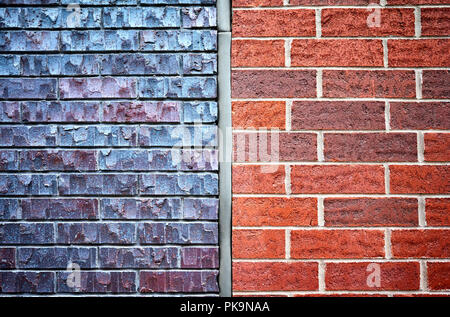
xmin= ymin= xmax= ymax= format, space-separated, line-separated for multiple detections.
xmin=232 ymin=101 xmax=285 ymax=129
xmin=425 ymin=133 xmax=450 ymax=162
xmin=291 ymin=0 xmax=371 ymax=4
xmin=233 ymin=132 xmax=317 ymax=162
xmin=322 ymin=8 xmax=415 ymax=37
xmin=291 ymin=39 xmax=383 ymax=67
xmin=323 ymin=70 xmax=416 ymax=98
xmin=324 ymin=198 xmax=418 ymax=227
xmin=426 ymin=198 xmax=450 ymax=226
xmin=232 ymin=165 xmax=285 ymax=194
xmin=291 ymin=101 xmax=385 ymax=130
xmin=291 ymin=165 xmax=385 ymax=194
xmin=428 ymin=262 xmax=450 ymax=291
xmin=232 ymin=40 xmax=284 ymax=67
xmin=390 ymin=165 xmax=449 ymax=194
xmin=388 ymin=40 xmax=450 ymax=67
xmin=391 ymin=229 xmax=450 ymax=258
xmin=390 ymin=102 xmax=450 ymax=130
xmin=324 ymin=133 xmax=417 ymax=162
xmin=290 ymin=229 xmax=385 ymax=259
xmin=421 ymin=8 xmax=450 ymax=36
xmin=233 ymin=197 xmax=317 ymax=227
xmin=422 ymin=70 xmax=450 ymax=99
xmin=233 ymin=0 xmax=283 ymax=7
xmin=232 ymin=229 xmax=285 ymax=259
xmin=233 ymin=262 xmax=318 ymax=291
xmin=233 ymin=9 xmax=315 ymax=37
xmin=325 ymin=262 xmax=420 ymax=291
xmin=232 ymin=69 xmax=316 ymax=98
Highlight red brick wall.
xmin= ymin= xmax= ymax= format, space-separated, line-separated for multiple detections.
xmin=231 ymin=1 xmax=449 ymax=296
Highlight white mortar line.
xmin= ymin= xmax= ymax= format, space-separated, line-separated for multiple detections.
xmin=418 ymin=197 xmax=426 ymax=227
xmin=420 ymin=260 xmax=428 ymax=291
xmin=416 ymin=70 xmax=423 ymax=99
xmin=285 ymin=164 xmax=291 ymax=196
xmin=317 ymin=132 xmax=324 ymax=162
xmin=383 ymin=39 xmax=388 ymax=68
xmin=315 ymin=9 xmax=322 ymax=38
xmin=385 ymin=101 xmax=391 ymax=131
xmin=316 ymin=69 xmax=323 ymax=98
xmin=318 ymin=197 xmax=325 ymax=227
xmin=319 ymin=261 xmax=325 ymax=292
xmin=285 ymin=229 xmax=291 ymax=259
xmin=384 ymin=164 xmax=390 ymax=194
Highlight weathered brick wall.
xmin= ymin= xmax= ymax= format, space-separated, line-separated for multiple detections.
xmin=231 ymin=1 xmax=449 ymax=296
xmin=0 ymin=0 xmax=219 ymax=295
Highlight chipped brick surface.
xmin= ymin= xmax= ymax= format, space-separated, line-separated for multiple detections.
xmin=0 ymin=0 xmax=218 ymax=296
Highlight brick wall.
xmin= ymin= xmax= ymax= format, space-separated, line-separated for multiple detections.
xmin=231 ymin=1 xmax=449 ymax=296
xmin=0 ymin=0 xmax=219 ymax=295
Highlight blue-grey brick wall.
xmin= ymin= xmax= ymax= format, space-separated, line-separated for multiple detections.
xmin=0 ymin=0 xmax=218 ymax=296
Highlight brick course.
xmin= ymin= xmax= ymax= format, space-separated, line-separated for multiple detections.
xmin=231 ymin=1 xmax=450 ymax=297
xmin=0 ymin=0 xmax=218 ymax=296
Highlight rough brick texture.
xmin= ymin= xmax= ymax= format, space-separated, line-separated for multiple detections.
xmin=0 ymin=0 xmax=218 ymax=296
xmin=232 ymin=1 xmax=450 ymax=297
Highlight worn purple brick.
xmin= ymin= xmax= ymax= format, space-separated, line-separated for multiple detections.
xmin=139 ymin=271 xmax=218 ymax=293
xmin=138 ymin=77 xmax=217 ymax=98
xmin=181 ymin=247 xmax=219 ymax=268
xmin=59 ymin=77 xmax=137 ymax=99
xmin=183 ymin=102 xmax=217 ymax=123
xmin=0 ymin=272 xmax=54 ymax=294
xmin=0 ymin=126 xmax=57 ymax=146
xmin=0 ymin=55 xmax=20 ymax=75
xmin=182 ymin=7 xmax=216 ymax=28
xmin=56 ymin=271 xmax=136 ymax=294
xmin=183 ymin=198 xmax=218 ymax=220
xmin=19 ymin=150 xmax=97 ymax=171
xmin=100 ymin=54 xmax=179 ymax=75
xmin=140 ymin=30 xmax=216 ymax=51
xmin=61 ymin=31 xmax=139 ymax=51
xmin=0 ymin=199 xmax=19 ymax=220
xmin=60 ymin=7 xmax=101 ymax=29
xmin=57 ymin=223 xmax=135 ymax=245
xmin=21 ymin=198 xmax=98 ymax=219
xmin=183 ymin=53 xmax=217 ymax=74
xmin=58 ymin=174 xmax=138 ymax=196
xmin=61 ymin=0 xmax=138 ymax=4
xmin=0 ymin=175 xmax=57 ymax=196
xmin=0 ymin=248 xmax=15 ymax=268
xmin=0 ymin=78 xmax=57 ymax=99
xmin=58 ymin=126 xmax=136 ymax=147
xmin=100 ymin=247 xmax=178 ymax=268
xmin=0 ymin=31 xmax=59 ymax=51
xmin=103 ymin=101 xmax=181 ymax=123
xmin=1 ymin=0 xmax=59 ymax=4
xmin=101 ymin=198 xmax=182 ymax=220
xmin=99 ymin=149 xmax=172 ymax=171
xmin=138 ymin=222 xmax=218 ymax=244
xmin=18 ymin=247 xmax=96 ymax=269
xmin=0 ymin=223 xmax=54 ymax=244
xmin=139 ymin=173 xmax=218 ymax=195
xmin=0 ymin=150 xmax=18 ymax=171
xmin=138 ymin=125 xmax=217 ymax=147
xmin=142 ymin=7 xmax=180 ymax=28
xmin=0 ymin=102 xmax=20 ymax=122
xmin=22 ymin=101 xmax=100 ymax=122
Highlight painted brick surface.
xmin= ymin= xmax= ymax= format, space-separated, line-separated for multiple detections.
xmin=0 ymin=0 xmax=218 ymax=296
xmin=231 ymin=1 xmax=450 ymax=297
